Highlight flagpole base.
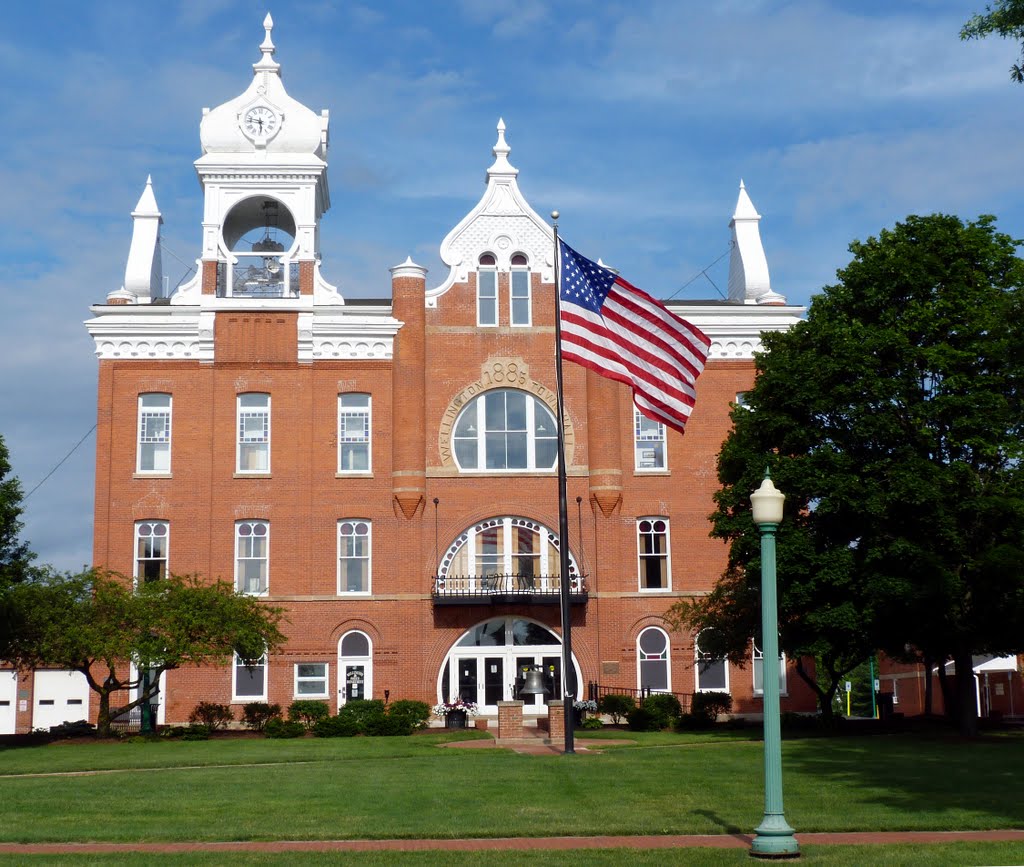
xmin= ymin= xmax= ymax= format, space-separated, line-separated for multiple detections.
xmin=750 ymin=814 xmax=799 ymax=858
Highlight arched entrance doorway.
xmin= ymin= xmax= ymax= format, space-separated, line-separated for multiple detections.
xmin=437 ymin=617 xmax=581 ymax=715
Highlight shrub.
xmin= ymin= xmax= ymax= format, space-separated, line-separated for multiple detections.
xmin=189 ymin=701 xmax=235 ymax=732
xmin=642 ymin=693 xmax=682 ymax=730
xmin=288 ymin=700 xmax=330 ymax=731
xmin=242 ymin=702 xmax=282 ymax=732
xmin=47 ymin=720 xmax=96 ymax=739
xmin=691 ymin=691 xmax=732 ymax=724
xmin=313 ymin=714 xmax=360 ymax=738
xmin=626 ymin=706 xmax=660 ymax=731
xmin=598 ymin=694 xmax=637 ymax=725
xmin=265 ymin=718 xmax=306 ymax=739
xmin=579 ymin=716 xmax=603 ymax=730
xmin=161 ymin=725 xmax=188 ymax=739
xmin=337 ymin=698 xmax=386 ymax=734
xmin=387 ymin=699 xmax=431 ymax=733
xmin=182 ymin=723 xmax=210 ymax=741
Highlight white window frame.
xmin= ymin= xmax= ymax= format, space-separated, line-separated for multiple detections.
xmin=695 ymin=630 xmax=730 ymax=694
xmin=509 ymin=256 xmax=531 ymax=327
xmin=338 ymin=631 xmax=373 ymax=706
xmin=133 ymin=521 xmax=169 ymax=585
xmin=237 ymin=393 xmax=270 ymax=474
xmin=477 ymin=256 xmax=498 ymax=327
xmin=233 ymin=651 xmax=267 ymax=702
xmin=451 ymin=389 xmax=558 ymax=473
xmin=235 ymin=520 xmax=270 ymax=596
xmin=294 ymin=662 xmax=329 ymax=699
xmin=137 ymin=394 xmax=171 ymax=474
xmin=634 ymin=408 xmax=667 ymax=472
xmin=337 ymin=520 xmax=372 ymax=595
xmin=752 ymin=641 xmax=788 ymax=697
xmin=338 ymin=393 xmax=372 ymax=474
xmin=637 ymin=517 xmax=671 ymax=591
xmin=637 ymin=626 xmax=671 ymax=693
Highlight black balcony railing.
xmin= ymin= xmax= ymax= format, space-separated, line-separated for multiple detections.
xmin=431 ymin=572 xmax=588 ymax=606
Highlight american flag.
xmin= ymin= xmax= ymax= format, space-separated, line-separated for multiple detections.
xmin=558 ymin=238 xmax=711 ymax=435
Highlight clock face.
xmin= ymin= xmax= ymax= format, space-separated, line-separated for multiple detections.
xmin=243 ymin=106 xmax=278 ymax=138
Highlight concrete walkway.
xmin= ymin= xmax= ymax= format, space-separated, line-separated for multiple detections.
xmin=1 ymin=830 xmax=1023 ymax=855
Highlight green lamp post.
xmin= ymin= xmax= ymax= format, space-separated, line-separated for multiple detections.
xmin=750 ymin=471 xmax=799 ymax=858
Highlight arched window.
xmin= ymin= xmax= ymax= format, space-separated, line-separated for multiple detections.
xmin=637 ymin=627 xmax=670 ymax=692
xmin=510 ymin=253 xmax=530 ymax=326
xmin=477 ymin=253 xmax=497 ymax=326
xmin=436 ymin=516 xmax=580 ymax=594
xmin=339 ymin=630 xmax=372 ymax=705
xmin=452 ymin=389 xmax=557 ymax=471
xmin=695 ymin=630 xmax=729 ymax=693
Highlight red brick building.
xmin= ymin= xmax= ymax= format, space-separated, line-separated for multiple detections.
xmin=2 ymin=16 xmax=816 ymax=734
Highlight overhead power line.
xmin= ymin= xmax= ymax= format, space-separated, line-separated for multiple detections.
xmin=24 ymin=424 xmax=97 ymax=501
xmin=665 ymin=246 xmax=731 ymax=302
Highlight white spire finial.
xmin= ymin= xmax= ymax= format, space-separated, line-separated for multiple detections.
xmin=728 ymin=180 xmax=785 ymax=305
xmin=487 ymin=117 xmax=517 ymax=179
xmin=254 ymin=12 xmax=280 ymax=74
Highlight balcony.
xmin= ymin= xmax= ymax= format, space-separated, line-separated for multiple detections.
xmin=431 ymin=572 xmax=588 ymax=606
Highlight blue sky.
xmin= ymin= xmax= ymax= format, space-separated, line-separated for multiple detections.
xmin=1 ymin=1 xmax=1021 ymax=571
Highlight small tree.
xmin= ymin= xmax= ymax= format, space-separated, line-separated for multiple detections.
xmin=4 ymin=570 xmax=286 ymax=736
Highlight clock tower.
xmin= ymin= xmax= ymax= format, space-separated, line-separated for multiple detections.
xmin=173 ymin=12 xmax=338 ymax=305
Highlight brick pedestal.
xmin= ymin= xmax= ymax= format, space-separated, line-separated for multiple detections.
xmin=497 ymin=701 xmax=524 ymax=739
xmin=547 ymin=701 xmax=566 ymax=744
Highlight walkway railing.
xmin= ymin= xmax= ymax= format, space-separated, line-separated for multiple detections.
xmin=432 ymin=572 xmax=587 ymax=605
xmin=587 ymin=681 xmax=692 ymax=714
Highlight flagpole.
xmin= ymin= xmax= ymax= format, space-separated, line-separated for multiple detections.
xmin=551 ymin=210 xmax=576 ymax=755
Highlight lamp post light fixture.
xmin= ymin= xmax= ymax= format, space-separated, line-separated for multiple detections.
xmin=750 ymin=470 xmax=799 ymax=858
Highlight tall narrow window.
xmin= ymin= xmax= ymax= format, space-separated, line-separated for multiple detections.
xmin=638 ymin=627 xmax=670 ymax=692
xmin=752 ymin=642 xmax=787 ymax=696
xmin=695 ymin=631 xmax=729 ymax=693
xmin=236 ymin=521 xmax=269 ymax=595
xmin=634 ymin=408 xmax=667 ymax=471
xmin=338 ymin=521 xmax=371 ymax=593
xmin=137 ymin=394 xmax=171 ymax=473
xmin=233 ymin=652 xmax=267 ymax=701
xmin=477 ymin=253 xmax=498 ymax=326
xmin=637 ymin=518 xmax=670 ymax=590
xmin=134 ymin=521 xmax=168 ymax=583
xmin=509 ymin=253 xmax=531 ymax=326
xmin=237 ymin=393 xmax=270 ymax=473
xmin=338 ymin=394 xmax=371 ymax=473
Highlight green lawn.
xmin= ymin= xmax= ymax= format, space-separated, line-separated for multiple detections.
xmin=7 ymin=844 xmax=1024 ymax=866
xmin=0 ymin=730 xmax=1022 ymax=846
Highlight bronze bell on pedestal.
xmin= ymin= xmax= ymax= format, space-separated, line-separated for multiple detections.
xmin=520 ymin=664 xmax=550 ymax=697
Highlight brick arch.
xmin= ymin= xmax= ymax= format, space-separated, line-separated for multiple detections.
xmin=328 ymin=618 xmax=380 ymax=647
xmin=435 ymin=356 xmax=575 ymax=469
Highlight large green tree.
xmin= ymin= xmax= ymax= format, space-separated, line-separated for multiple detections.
xmin=962 ymin=0 xmax=1024 ymax=83
xmin=670 ymin=214 xmax=1024 ymax=736
xmin=0 ymin=433 xmax=34 ymax=587
xmin=5 ymin=570 xmax=286 ymax=735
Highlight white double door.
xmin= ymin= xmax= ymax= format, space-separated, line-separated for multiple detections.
xmin=448 ymin=650 xmax=566 ymax=715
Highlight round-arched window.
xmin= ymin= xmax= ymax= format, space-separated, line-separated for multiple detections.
xmin=452 ymin=389 xmax=557 ymax=471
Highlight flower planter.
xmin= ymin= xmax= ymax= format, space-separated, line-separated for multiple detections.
xmin=445 ymin=710 xmax=468 ymax=729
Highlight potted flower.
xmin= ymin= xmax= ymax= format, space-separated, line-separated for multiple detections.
xmin=432 ymin=697 xmax=478 ymax=729
xmin=572 ymin=699 xmax=598 ymax=727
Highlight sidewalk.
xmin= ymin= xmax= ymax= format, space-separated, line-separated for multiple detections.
xmin=2 ymin=830 xmax=1023 ymax=855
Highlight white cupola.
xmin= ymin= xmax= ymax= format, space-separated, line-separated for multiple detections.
xmin=173 ymin=13 xmax=339 ymax=305
xmin=727 ymin=181 xmax=785 ymax=306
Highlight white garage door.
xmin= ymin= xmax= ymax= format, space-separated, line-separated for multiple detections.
xmin=33 ymin=671 xmax=89 ymax=731
xmin=0 ymin=670 xmax=16 ymax=734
